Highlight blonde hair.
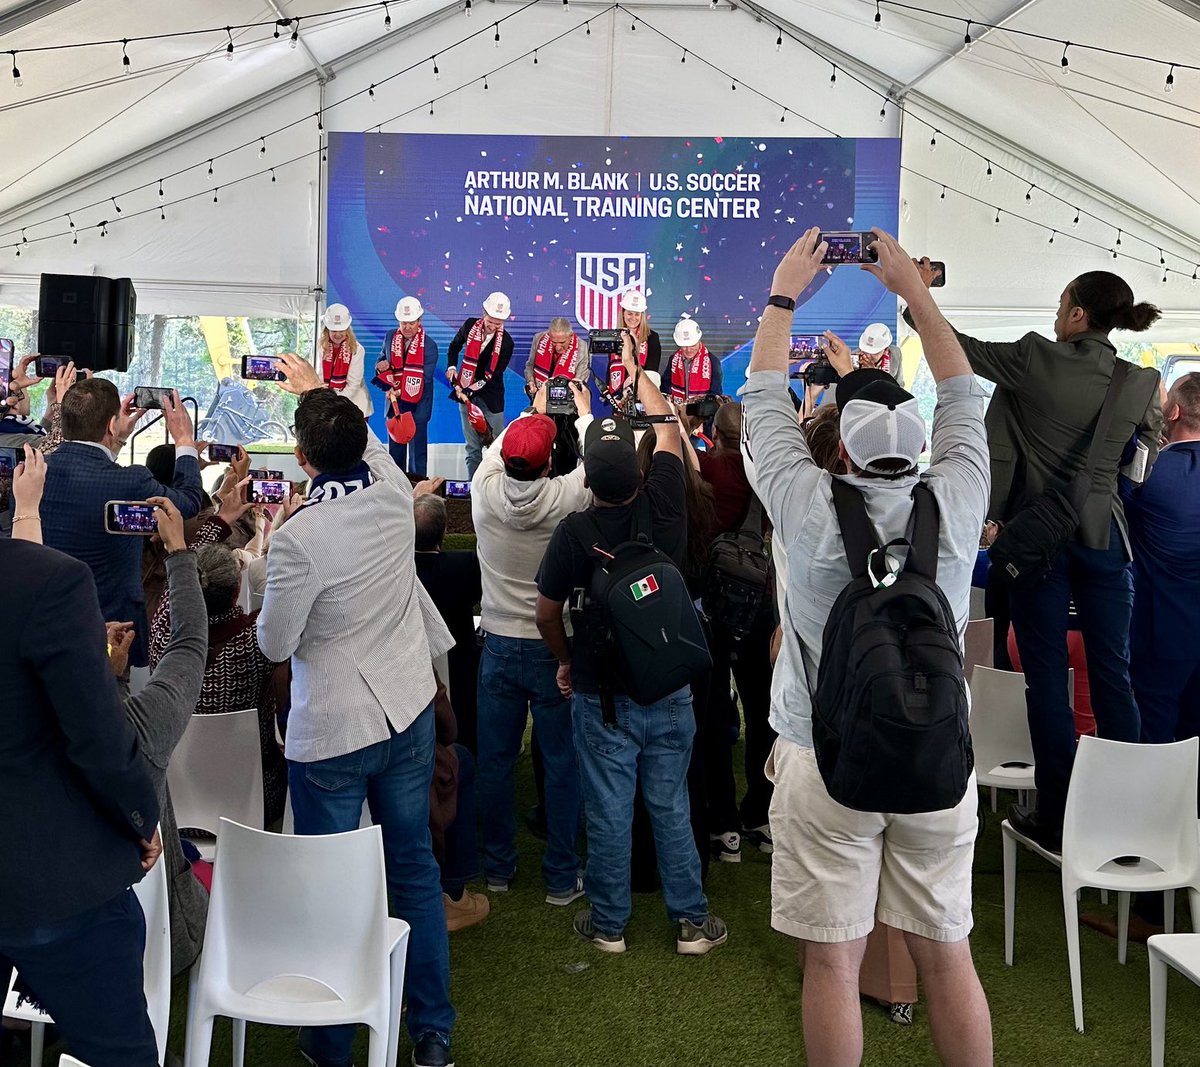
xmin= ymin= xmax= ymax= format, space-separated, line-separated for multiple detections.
xmin=623 ymin=309 xmax=650 ymax=346
xmin=320 ymin=325 xmax=360 ymax=353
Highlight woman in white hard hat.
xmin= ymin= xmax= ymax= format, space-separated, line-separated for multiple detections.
xmin=608 ymin=290 xmax=661 ymax=398
xmin=372 ymin=296 xmax=440 ymax=475
xmin=446 ymin=291 xmax=515 ymax=478
xmin=318 ymin=303 xmax=371 ymax=417
xmin=666 ymin=315 xmax=723 ymax=403
xmin=823 ymin=323 xmax=903 ymax=385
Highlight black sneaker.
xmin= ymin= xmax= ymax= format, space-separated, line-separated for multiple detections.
xmin=573 ymin=908 xmax=626 ymax=953
xmin=677 ymin=915 xmax=728 ymax=955
xmin=412 ymin=1032 xmax=454 ymax=1067
xmin=709 ymin=831 xmax=741 ymax=863
xmin=741 ymin=825 xmax=773 ymax=855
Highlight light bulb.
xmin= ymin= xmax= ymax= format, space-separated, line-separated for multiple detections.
xmin=1165 ymin=65 xmax=1175 ymax=93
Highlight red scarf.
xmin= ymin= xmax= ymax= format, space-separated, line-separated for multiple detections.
xmin=669 ymin=345 xmax=712 ymax=401
xmin=531 ymin=331 xmax=578 ymax=385
xmin=458 ymin=318 xmax=503 ymax=388
xmin=322 ymin=339 xmax=353 ymax=392
xmin=388 ymin=328 xmax=427 ymax=404
xmin=608 ymin=336 xmax=649 ymax=394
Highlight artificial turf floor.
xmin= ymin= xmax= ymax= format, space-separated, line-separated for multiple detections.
xmin=47 ymin=739 xmax=1200 ymax=1066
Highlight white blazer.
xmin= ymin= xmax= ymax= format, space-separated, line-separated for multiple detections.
xmin=323 ymin=342 xmax=373 ymax=417
xmin=258 ymin=433 xmax=451 ymax=762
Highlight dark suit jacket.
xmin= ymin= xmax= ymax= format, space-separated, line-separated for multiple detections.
xmin=446 ymin=319 xmax=514 ymax=416
xmin=41 ymin=441 xmax=204 ymax=667
xmin=0 ymin=540 xmax=159 ymax=927
xmin=416 ymin=550 xmax=482 ymax=734
xmin=1124 ymin=440 xmax=1200 ymax=657
xmin=373 ymin=329 xmax=440 ymax=424
xmin=907 ymin=310 xmax=1162 ymax=551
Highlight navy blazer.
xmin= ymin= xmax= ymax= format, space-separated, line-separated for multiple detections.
xmin=1125 ymin=440 xmax=1200 ymax=657
xmin=446 ymin=318 xmax=514 ymax=416
xmin=41 ymin=442 xmax=205 ymax=668
xmin=0 ymin=540 xmax=159 ymax=926
xmin=373 ymin=329 xmax=440 ymax=424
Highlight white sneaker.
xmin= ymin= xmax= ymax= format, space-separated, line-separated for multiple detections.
xmin=709 ymin=831 xmax=741 ymax=863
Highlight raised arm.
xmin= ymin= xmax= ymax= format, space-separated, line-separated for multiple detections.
xmin=625 ymin=334 xmax=681 ymax=459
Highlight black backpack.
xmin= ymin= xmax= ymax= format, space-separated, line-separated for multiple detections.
xmin=805 ymin=480 xmax=972 ymax=814
xmin=566 ymin=495 xmax=712 ymax=707
xmin=701 ymin=495 xmax=771 ymax=641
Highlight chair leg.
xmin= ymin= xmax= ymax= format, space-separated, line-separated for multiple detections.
xmin=1118 ymin=892 xmax=1130 ymax=965
xmin=232 ymin=1017 xmax=247 ymax=1067
xmin=28 ymin=1022 xmax=43 ymax=1067
xmin=1150 ymin=946 xmax=1168 ymax=1067
xmin=387 ymin=942 xmax=408 ymax=1067
xmin=1100 ymin=889 xmax=1109 ymax=905
xmin=1003 ymin=828 xmax=1017 ymax=966
xmin=990 ymin=786 xmax=997 ymax=813
xmin=184 ymin=1009 xmax=214 ymax=1067
xmin=1164 ymin=890 xmax=1176 ymax=935
xmin=1063 ymin=885 xmax=1086 ymax=1033
xmin=1188 ymin=888 xmax=1200 ymax=933
xmin=367 ymin=1023 xmax=389 ymax=1067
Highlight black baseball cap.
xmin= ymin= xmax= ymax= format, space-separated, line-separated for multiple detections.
xmin=835 ymin=367 xmax=910 ymax=411
xmin=583 ymin=417 xmax=641 ymax=503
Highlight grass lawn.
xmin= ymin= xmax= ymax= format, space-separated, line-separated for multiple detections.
xmin=122 ymin=743 xmax=1200 ymax=1066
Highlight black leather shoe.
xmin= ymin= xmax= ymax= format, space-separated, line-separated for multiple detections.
xmin=412 ymin=1033 xmax=455 ymax=1067
xmin=1007 ymin=803 xmax=1062 ymax=853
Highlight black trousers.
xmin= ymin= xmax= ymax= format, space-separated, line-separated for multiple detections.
xmin=0 ymin=888 xmax=158 ymax=1067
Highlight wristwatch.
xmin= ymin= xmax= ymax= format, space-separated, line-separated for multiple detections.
xmin=767 ymin=294 xmax=796 ymax=312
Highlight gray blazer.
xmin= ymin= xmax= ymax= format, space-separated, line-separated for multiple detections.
xmin=907 ymin=311 xmax=1162 ymax=552
xmin=124 ymin=550 xmax=209 ymax=975
xmin=524 ymin=331 xmax=591 ymax=394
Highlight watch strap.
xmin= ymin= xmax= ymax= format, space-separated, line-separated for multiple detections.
xmin=767 ymin=294 xmax=796 ymax=312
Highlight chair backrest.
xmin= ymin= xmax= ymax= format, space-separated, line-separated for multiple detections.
xmin=1063 ymin=736 xmax=1200 ymax=877
xmin=167 ymin=708 xmax=265 ymax=835
xmin=963 ymin=618 xmax=994 ymax=683
xmin=133 ymin=847 xmax=171 ymax=1066
xmin=59 ymin=1056 xmax=92 ymax=1066
xmin=199 ymin=818 xmax=390 ymax=1005
xmin=969 ymin=666 xmax=1035 ymax=772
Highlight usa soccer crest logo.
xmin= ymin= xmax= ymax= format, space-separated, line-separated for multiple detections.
xmin=575 ymin=253 xmax=646 ymax=331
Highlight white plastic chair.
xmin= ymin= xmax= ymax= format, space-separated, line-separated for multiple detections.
xmin=1149 ymin=933 xmax=1200 ymax=1067
xmin=969 ymin=585 xmax=987 ymax=621
xmin=963 ymin=617 xmax=994 ymax=685
xmin=3 ymin=846 xmax=171 ymax=1067
xmin=58 ymin=1057 xmax=91 ymax=1066
xmin=167 ymin=708 xmax=264 ymax=858
xmin=1002 ymin=736 xmax=1200 ymax=1033
xmin=184 ymin=818 xmax=410 ymax=1067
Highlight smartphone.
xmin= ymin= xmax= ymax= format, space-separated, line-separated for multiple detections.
xmin=248 ymin=478 xmax=292 ymax=504
xmin=105 ymin=500 xmax=159 ymax=536
xmin=35 ymin=355 xmax=67 ymax=378
xmin=928 ymin=260 xmax=946 ymax=288
xmin=0 ymin=339 xmax=13 ymax=390
xmin=241 ymin=354 xmax=286 ymax=382
xmin=684 ymin=396 xmax=721 ymax=420
xmin=819 ymin=231 xmax=879 ymax=265
xmin=134 ymin=385 xmax=174 ymax=410
xmin=0 ymin=446 xmax=18 ymax=477
xmin=444 ymin=480 xmax=471 ymax=499
xmin=206 ymin=442 xmax=242 ymax=462
xmin=248 ymin=468 xmax=285 ymax=480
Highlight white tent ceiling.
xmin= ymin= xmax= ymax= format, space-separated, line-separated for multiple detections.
xmin=0 ymin=0 xmax=1197 ymax=336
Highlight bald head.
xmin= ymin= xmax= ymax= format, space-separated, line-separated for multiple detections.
xmin=413 ymin=494 xmax=446 ymax=552
xmin=713 ymin=401 xmax=742 ymax=450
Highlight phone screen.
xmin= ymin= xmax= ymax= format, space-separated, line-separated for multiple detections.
xmin=35 ymin=356 xmax=66 ymax=378
xmin=247 ymin=468 xmax=285 ymax=481
xmin=820 ymin=233 xmax=867 ymax=265
xmin=207 ymin=442 xmax=241 ymax=462
xmin=106 ymin=501 xmax=158 ymax=535
xmin=242 ymin=355 xmax=285 ymax=382
xmin=928 ymin=260 xmax=946 ymax=288
xmin=0 ymin=339 xmax=13 ymax=396
xmin=248 ymin=478 xmax=292 ymax=504
xmin=134 ymin=386 xmax=173 ymax=409
xmin=444 ymin=480 xmax=471 ymax=499
xmin=0 ymin=446 xmax=18 ymax=477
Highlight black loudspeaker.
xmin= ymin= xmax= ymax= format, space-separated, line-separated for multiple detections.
xmin=37 ymin=274 xmax=137 ymax=372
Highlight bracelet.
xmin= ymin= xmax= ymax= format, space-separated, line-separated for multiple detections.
xmin=12 ymin=514 xmax=41 ymax=523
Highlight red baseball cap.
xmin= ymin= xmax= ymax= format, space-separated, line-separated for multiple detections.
xmin=501 ymin=414 xmax=557 ymax=475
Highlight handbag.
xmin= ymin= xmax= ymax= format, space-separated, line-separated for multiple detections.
xmin=988 ymin=360 xmax=1129 ymax=586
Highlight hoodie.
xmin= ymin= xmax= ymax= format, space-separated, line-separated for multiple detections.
xmin=473 ymin=417 xmax=591 ymax=640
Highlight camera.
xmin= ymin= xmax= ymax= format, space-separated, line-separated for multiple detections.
xmin=684 ymin=396 xmax=720 ymax=420
xmin=588 ymin=329 xmax=623 ymax=356
xmin=544 ymin=375 xmax=576 ymax=417
xmin=798 ymin=356 xmax=841 ymax=388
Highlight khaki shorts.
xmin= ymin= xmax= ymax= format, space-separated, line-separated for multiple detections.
xmin=766 ymin=736 xmax=978 ymax=944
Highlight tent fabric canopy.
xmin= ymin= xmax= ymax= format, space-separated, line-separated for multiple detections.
xmin=1 ymin=0 xmax=1197 ymax=336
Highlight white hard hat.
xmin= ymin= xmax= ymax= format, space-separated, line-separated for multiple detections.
xmin=673 ymin=316 xmax=702 ymax=348
xmin=620 ymin=291 xmax=647 ymax=314
xmin=858 ymin=322 xmax=894 ymax=355
xmin=483 ymin=291 xmax=512 ymax=320
xmin=322 ymin=303 xmax=352 ymax=331
xmin=395 ymin=297 xmax=424 ymax=323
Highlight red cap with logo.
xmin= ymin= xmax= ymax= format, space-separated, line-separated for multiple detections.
xmin=501 ymin=414 xmax=557 ymax=474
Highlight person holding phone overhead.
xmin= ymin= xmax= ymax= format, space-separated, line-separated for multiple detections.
xmin=665 ymin=316 xmax=723 ymax=403
xmin=319 ymin=304 xmax=372 ymax=418
xmin=374 ymin=296 xmax=440 ymax=476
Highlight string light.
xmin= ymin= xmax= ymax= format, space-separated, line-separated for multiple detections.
xmin=985 ymin=160 xmax=993 ymax=180
xmin=1060 ymin=41 xmax=1070 ymax=74
xmin=432 ymin=55 xmax=439 ymax=79
xmin=207 ymin=159 xmax=214 ymax=180
xmin=369 ymin=82 xmax=376 ymax=96
xmin=585 ymin=20 xmax=590 ymax=35
xmin=1193 ymin=266 xmax=1199 ymax=284
xmin=563 ymin=0 xmax=569 ymax=9
xmin=1165 ymin=64 xmax=1175 ymax=93
xmin=20 ymin=229 xmax=27 ymax=244
xmin=493 ymin=23 xmax=500 ymax=46
xmin=111 ymin=196 xmax=122 ymax=214
xmin=940 ymin=185 xmax=946 ymax=199
xmin=874 ymin=0 xmax=881 ymax=27
xmin=631 ymin=18 xmax=636 ymax=30
xmin=1160 ymin=248 xmax=1166 ymax=265
xmin=72 ymin=231 xmax=78 ymax=246
xmin=780 ymin=109 xmax=786 ymax=123
xmin=1112 ymin=247 xmax=1119 ymax=259
xmin=383 ymin=1 xmax=392 ymax=30
xmin=259 ymin=137 xmax=266 ymax=157
xmin=10 ymin=52 xmax=21 ymax=87
xmin=964 ymin=20 xmax=973 ymax=51
xmin=829 ymin=64 xmax=837 ymax=86
xmin=1116 ymin=228 xmax=1122 ymax=247
xmin=483 ymin=74 xmax=489 ymax=90
xmin=464 ymin=0 xmax=472 ymax=17
xmin=994 ymin=207 xmax=1001 ymax=224
xmin=776 ymin=28 xmax=782 ymax=51
xmin=1163 ymin=270 xmax=1169 ymax=284
xmin=273 ymin=19 xmax=285 ymax=39
xmin=14 ymin=246 xmax=19 ymax=259
xmin=158 ymin=180 xmax=164 ymax=198
xmin=290 ymin=18 xmax=300 ymax=47
xmin=731 ymin=81 xmax=737 ymax=91
xmin=160 ymin=206 xmax=166 ymax=221
xmin=270 ymin=168 xmax=277 ymax=183
xmin=99 ymin=222 xmax=108 ymax=237
xmin=317 ymin=110 xmax=323 ymax=132
xmin=429 ymin=100 xmax=434 ymax=115
xmin=533 ymin=49 xmax=538 ymax=64
xmin=1025 ymin=183 xmax=1034 ymax=203
xmin=929 ymin=131 xmax=938 ymax=151
xmin=878 ymin=104 xmax=886 ymax=122
xmin=213 ymin=188 xmax=219 ymax=204
xmin=225 ymin=27 xmax=234 ymax=61
xmin=122 ymin=39 xmax=131 ymax=75
xmin=680 ymin=49 xmax=686 ymax=63
xmin=1049 ymin=231 xmax=1056 ymax=244
xmin=66 ymin=213 xmax=75 ymax=229
xmin=1072 ymin=208 xmax=1080 ymax=227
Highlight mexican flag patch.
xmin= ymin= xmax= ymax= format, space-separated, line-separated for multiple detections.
xmin=630 ymin=574 xmax=660 ymax=601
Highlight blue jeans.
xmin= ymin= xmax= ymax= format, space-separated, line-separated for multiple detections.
xmin=441 ymin=744 xmax=479 ymax=897
xmin=0 ymin=889 xmax=157 ymax=1067
xmin=1009 ymin=520 xmax=1140 ymax=830
xmin=572 ymin=687 xmax=709 ymax=935
xmin=460 ymin=405 xmax=506 ymax=479
xmin=288 ymin=706 xmax=454 ymax=1063
xmin=477 ymin=634 xmax=581 ymax=894
xmin=388 ymin=420 xmax=429 ymax=477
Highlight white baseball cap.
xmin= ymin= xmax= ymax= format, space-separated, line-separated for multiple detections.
xmin=858 ymin=322 xmax=893 ymax=355
xmin=620 ymin=291 xmax=647 ymax=314
xmin=395 ymin=297 xmax=424 ymax=323
xmin=673 ymin=316 xmax=702 ymax=347
xmin=838 ymin=375 xmax=926 ymax=475
xmin=483 ymin=292 xmax=511 ymax=320
xmin=322 ymin=303 xmax=352 ymax=331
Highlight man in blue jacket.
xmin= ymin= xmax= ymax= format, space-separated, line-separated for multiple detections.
xmin=1127 ymin=372 xmax=1200 ymax=743
xmin=40 ymin=377 xmax=205 ymax=668
xmin=373 ymin=296 xmax=440 ymax=476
